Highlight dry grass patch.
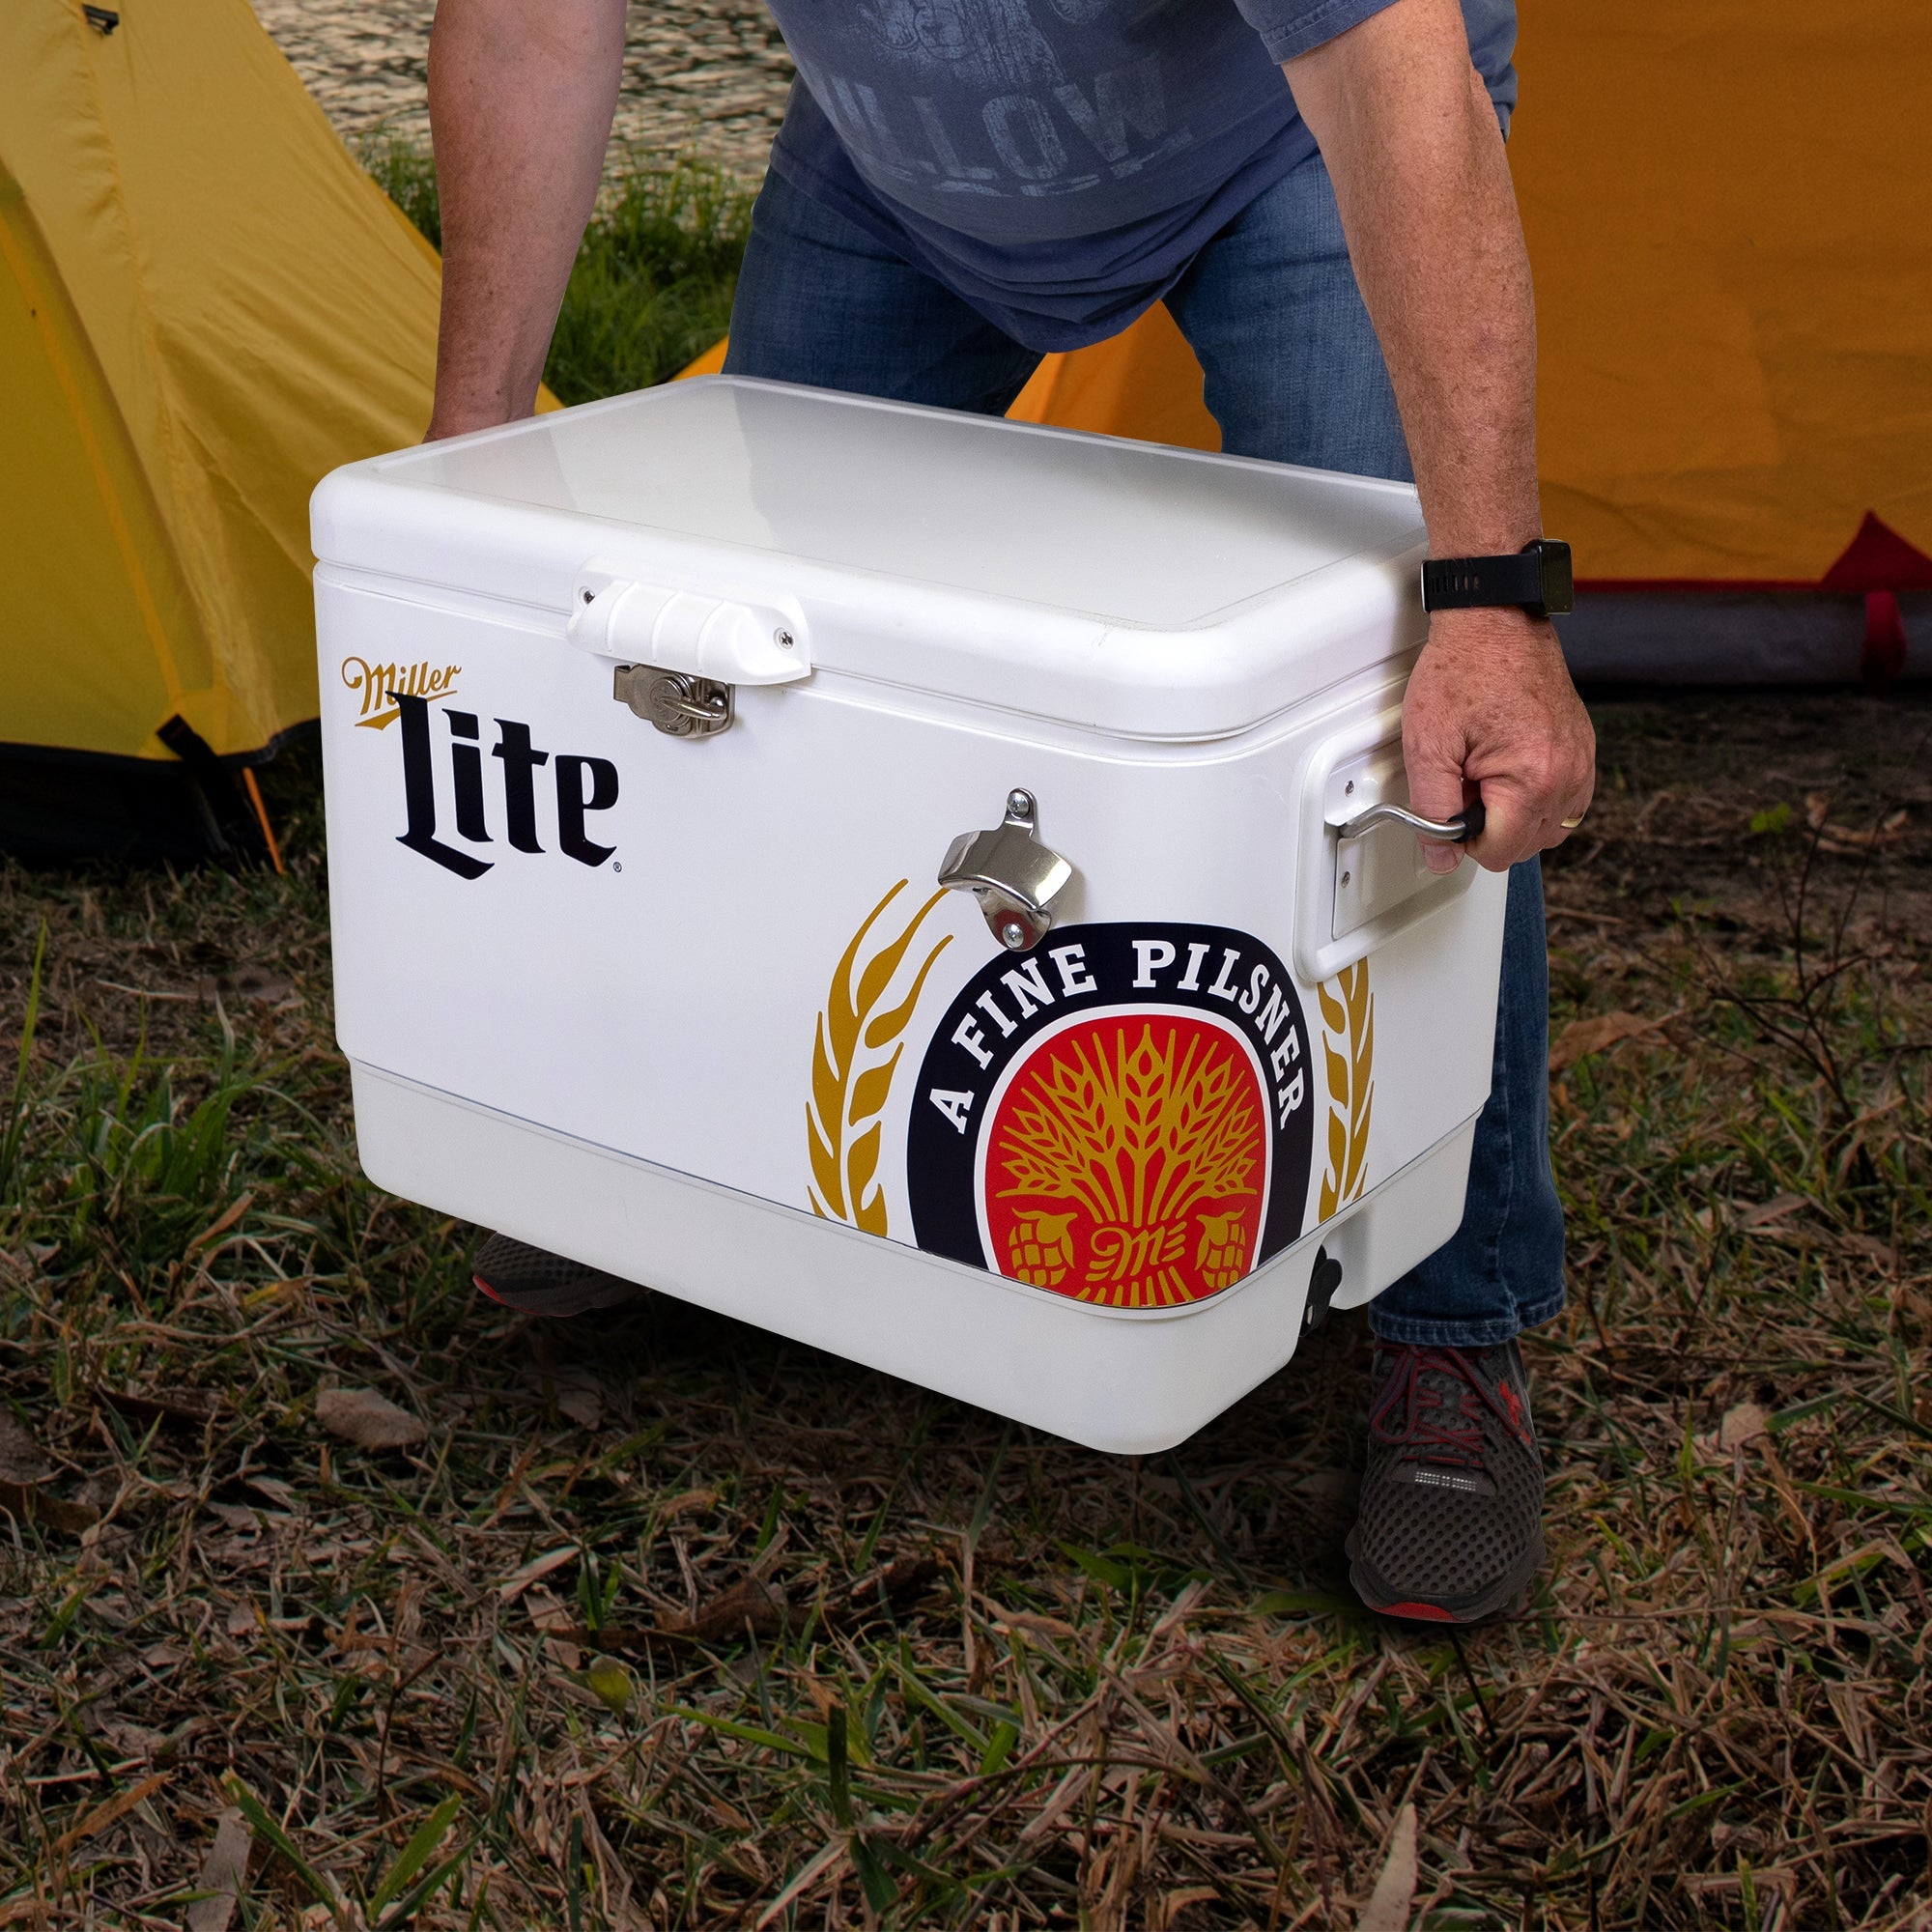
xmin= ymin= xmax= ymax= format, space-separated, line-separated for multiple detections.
xmin=1 ymin=693 xmax=1929 ymax=1930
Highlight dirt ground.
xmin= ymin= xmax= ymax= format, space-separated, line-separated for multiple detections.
xmin=250 ymin=0 xmax=794 ymax=178
xmin=1543 ymin=685 xmax=1932 ymax=935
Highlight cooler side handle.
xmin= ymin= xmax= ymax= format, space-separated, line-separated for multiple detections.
xmin=1292 ymin=706 xmax=1478 ymax=985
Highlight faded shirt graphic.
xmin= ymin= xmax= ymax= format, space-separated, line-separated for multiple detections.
xmin=765 ymin=0 xmax=1517 ymax=348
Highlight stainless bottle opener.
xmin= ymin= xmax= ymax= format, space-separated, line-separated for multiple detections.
xmin=938 ymin=789 xmax=1074 ymax=952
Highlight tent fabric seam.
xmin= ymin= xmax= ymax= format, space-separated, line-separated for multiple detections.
xmin=69 ymin=0 xmax=235 ymax=741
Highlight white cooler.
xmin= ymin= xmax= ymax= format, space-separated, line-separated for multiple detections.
xmin=312 ymin=377 xmax=1505 ymax=1454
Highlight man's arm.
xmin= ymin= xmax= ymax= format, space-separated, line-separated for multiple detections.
xmin=425 ymin=0 xmax=628 ymax=440
xmin=1283 ymin=0 xmax=1595 ymax=872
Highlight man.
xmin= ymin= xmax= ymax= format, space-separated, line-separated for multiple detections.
xmin=425 ymin=0 xmax=1596 ymax=1624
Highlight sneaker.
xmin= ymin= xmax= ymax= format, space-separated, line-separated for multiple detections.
xmin=1346 ymin=1339 xmax=1545 ymax=1623
xmin=471 ymin=1233 xmax=646 ymax=1319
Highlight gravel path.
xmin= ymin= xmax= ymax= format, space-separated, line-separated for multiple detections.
xmin=250 ymin=0 xmax=793 ymax=181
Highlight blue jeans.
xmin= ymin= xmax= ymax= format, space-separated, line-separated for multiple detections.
xmin=725 ymin=158 xmax=1566 ymax=1348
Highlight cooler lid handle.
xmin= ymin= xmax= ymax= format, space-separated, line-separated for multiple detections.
xmin=566 ymin=562 xmax=810 ymax=686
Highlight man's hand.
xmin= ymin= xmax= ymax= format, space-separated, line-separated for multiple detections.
xmin=425 ymin=0 xmax=627 ymax=440
xmin=1404 ymin=608 xmax=1596 ymax=874
xmin=1284 ymin=0 xmax=1597 ymax=868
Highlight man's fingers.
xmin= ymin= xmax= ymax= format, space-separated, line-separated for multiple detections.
xmin=1416 ymin=835 xmax=1461 ymax=876
xmin=1464 ymin=781 xmax=1595 ymax=870
xmin=1402 ymin=737 xmax=1472 ymax=876
xmin=1463 ymin=787 xmax=1535 ymax=872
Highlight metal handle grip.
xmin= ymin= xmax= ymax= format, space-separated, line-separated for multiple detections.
xmin=1336 ymin=798 xmax=1487 ymax=844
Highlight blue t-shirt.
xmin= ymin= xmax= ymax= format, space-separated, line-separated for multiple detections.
xmin=765 ymin=0 xmax=1517 ymax=351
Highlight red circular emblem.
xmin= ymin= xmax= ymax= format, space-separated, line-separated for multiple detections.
xmin=979 ymin=1011 xmax=1269 ymax=1308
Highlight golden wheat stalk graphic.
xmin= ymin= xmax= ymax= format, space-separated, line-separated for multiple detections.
xmin=995 ymin=1022 xmax=1261 ymax=1226
xmin=808 ymin=881 xmax=951 ymax=1236
xmin=1317 ymin=959 xmax=1375 ymax=1221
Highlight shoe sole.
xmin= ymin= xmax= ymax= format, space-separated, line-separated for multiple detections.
xmin=473 ymin=1273 xmax=645 ymax=1320
xmin=1345 ymin=1525 xmax=1546 ymax=1625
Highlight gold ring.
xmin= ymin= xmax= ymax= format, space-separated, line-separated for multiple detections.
xmin=1561 ymin=813 xmax=1586 ymax=829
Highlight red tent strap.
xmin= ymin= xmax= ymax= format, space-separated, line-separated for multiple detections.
xmin=1861 ymin=590 xmax=1908 ymax=684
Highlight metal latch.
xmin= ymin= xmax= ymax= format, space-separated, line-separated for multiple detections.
xmin=938 ymin=789 xmax=1074 ymax=952
xmin=613 ymin=665 xmax=732 ymax=739
xmin=572 ymin=560 xmax=806 ymax=740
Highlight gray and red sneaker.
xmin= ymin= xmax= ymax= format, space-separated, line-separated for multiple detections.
xmin=1347 ymin=1339 xmax=1546 ymax=1624
xmin=471 ymin=1233 xmax=646 ymax=1319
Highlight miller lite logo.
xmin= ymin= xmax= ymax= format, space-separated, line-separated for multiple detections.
xmin=387 ymin=691 xmax=620 ymax=880
xmin=341 ymin=655 xmax=462 ymax=728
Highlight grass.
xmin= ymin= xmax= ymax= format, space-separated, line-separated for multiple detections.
xmin=1 ymin=689 xmax=1930 ymax=1930
xmin=358 ymin=135 xmax=751 ymax=403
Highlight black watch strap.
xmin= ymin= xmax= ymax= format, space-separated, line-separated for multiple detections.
xmin=1421 ymin=538 xmax=1574 ymax=618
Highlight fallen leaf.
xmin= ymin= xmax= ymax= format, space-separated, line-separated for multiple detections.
xmin=226 ymin=1602 xmax=259 ymax=1637
xmin=555 ymin=1554 xmax=944 ymax=1655
xmin=552 ymin=1579 xmax=787 ymax=1651
xmin=226 ymin=965 xmax=292 ymax=1003
xmin=98 ymin=1385 xmax=221 ymax=1428
xmin=1356 ymin=1802 xmax=1418 ymax=1932
xmin=556 ymin=1384 xmax=603 ymax=1430
xmin=0 ymin=1477 xmax=98 ymax=1536
xmin=526 ymin=1588 xmax=583 ymax=1668
xmin=1719 ymin=1402 xmax=1770 ymax=1451
xmin=1548 ymin=1009 xmax=1677 ymax=1073
xmin=315 ymin=1386 xmax=425 ymax=1451
xmin=99 ymin=1723 xmax=168 ymax=1770
xmin=1160 ymin=1889 xmax=1220 ymax=1918
xmin=185 ymin=1807 xmax=252 ymax=1932
xmin=662 ymin=1488 xmax=720 ymax=1520
xmin=100 ymin=1720 xmax=168 ymax=1760
xmin=980 ymin=1599 xmax=1079 ymax=1641
xmin=498 ymin=1546 xmax=580 ymax=1603
xmin=1734 ymin=1193 xmax=1810 ymax=1229
xmin=0 ymin=1416 xmax=53 ymax=1485
xmin=53 ymin=1772 xmax=170 ymax=1857
xmin=662 ymin=1577 xmax=784 ymax=1644
xmin=1839 ymin=1231 xmax=1896 ymax=1266
xmin=187 ymin=1193 xmax=255 ymax=1254
xmin=1695 ymin=1400 xmax=1773 ymax=1460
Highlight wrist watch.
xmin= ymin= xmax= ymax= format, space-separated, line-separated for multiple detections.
xmin=1420 ymin=538 xmax=1574 ymax=619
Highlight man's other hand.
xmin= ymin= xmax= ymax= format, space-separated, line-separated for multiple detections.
xmin=1402 ymin=606 xmax=1596 ymax=874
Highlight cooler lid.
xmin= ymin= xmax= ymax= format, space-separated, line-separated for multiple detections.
xmin=312 ymin=377 xmax=1428 ymax=738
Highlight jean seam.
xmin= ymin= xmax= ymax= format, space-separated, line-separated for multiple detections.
xmin=1366 ymin=1304 xmax=1554 ymax=1349
xmin=1478 ymin=936 xmax=1518 ymax=1313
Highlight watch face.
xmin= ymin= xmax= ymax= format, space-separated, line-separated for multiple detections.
xmin=1539 ymin=541 xmax=1575 ymax=615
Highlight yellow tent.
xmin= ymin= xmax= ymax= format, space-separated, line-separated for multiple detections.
xmin=0 ymin=0 xmax=443 ymax=858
